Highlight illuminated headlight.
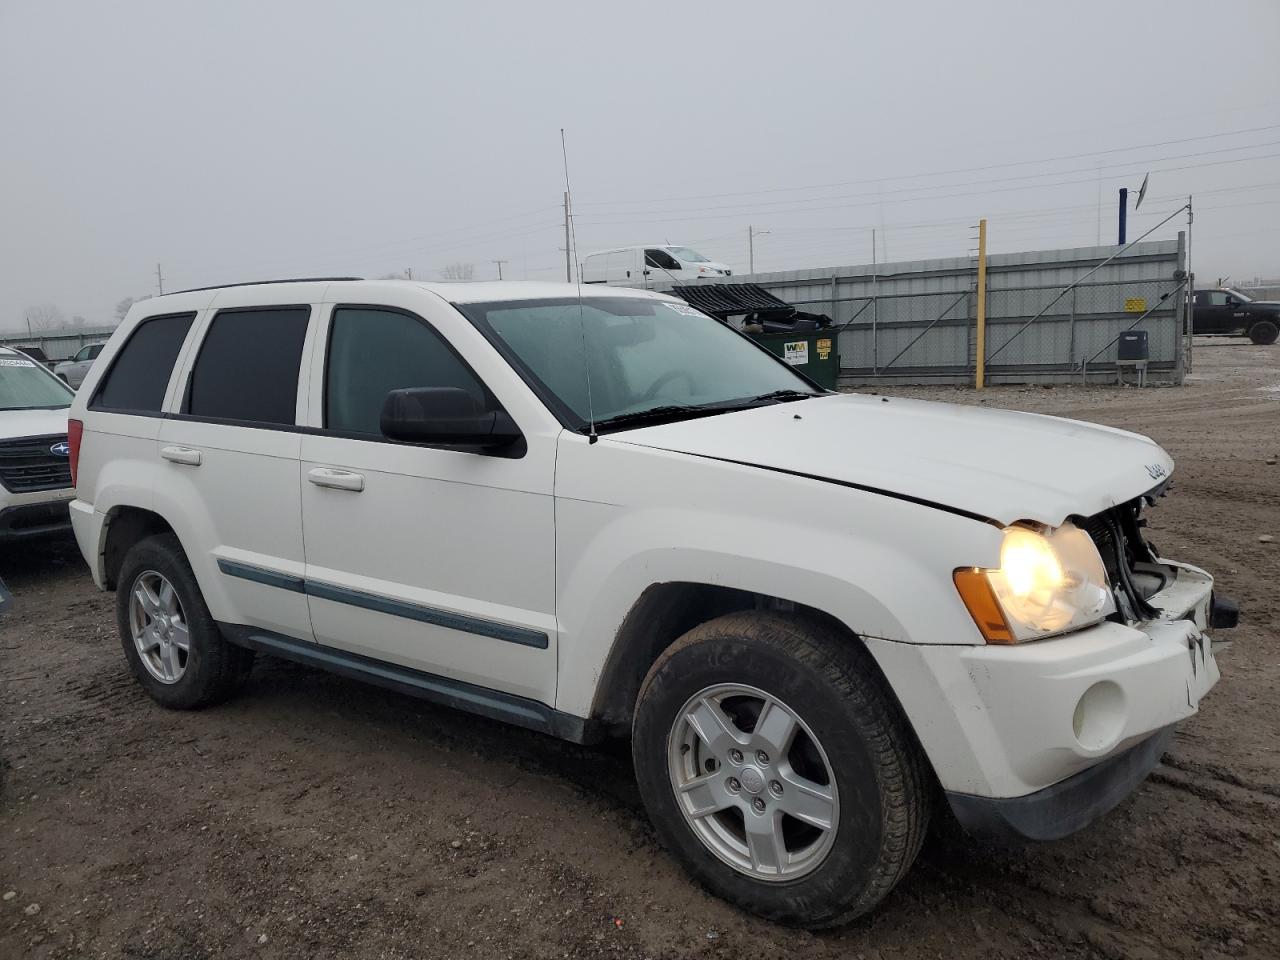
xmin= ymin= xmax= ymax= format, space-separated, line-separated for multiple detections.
xmin=954 ymin=522 xmax=1115 ymax=643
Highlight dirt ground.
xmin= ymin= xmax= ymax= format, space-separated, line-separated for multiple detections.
xmin=2 ymin=340 xmax=1277 ymax=960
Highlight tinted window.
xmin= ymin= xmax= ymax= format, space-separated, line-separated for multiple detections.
xmin=645 ymin=249 xmax=680 ymax=271
xmin=187 ymin=307 xmax=310 ymax=425
xmin=325 ymin=307 xmax=487 ymax=435
xmin=88 ymin=344 xmax=104 ymax=359
xmin=91 ymin=312 xmax=195 ymax=413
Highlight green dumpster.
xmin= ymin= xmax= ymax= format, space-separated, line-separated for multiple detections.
xmin=749 ymin=330 xmax=840 ymax=390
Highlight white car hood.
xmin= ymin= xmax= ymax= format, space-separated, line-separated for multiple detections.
xmin=611 ymin=393 xmax=1172 ymax=527
xmin=0 ymin=407 xmax=71 ymax=441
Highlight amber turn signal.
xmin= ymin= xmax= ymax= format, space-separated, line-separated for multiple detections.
xmin=953 ymin=568 xmax=1016 ymax=644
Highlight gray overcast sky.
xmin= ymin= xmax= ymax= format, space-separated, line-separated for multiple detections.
xmin=2 ymin=0 xmax=1278 ymax=330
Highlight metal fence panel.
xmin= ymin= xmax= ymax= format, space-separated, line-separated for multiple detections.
xmin=676 ymin=239 xmax=1186 ymax=385
xmin=0 ymin=327 xmax=118 ymax=361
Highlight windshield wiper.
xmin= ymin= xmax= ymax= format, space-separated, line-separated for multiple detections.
xmin=747 ymin=389 xmax=818 ymax=403
xmin=704 ymin=389 xmax=819 ymax=412
xmin=585 ymin=404 xmax=715 ymax=434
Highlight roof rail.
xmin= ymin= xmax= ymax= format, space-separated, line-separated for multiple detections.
xmin=170 ymin=277 xmax=364 ymax=295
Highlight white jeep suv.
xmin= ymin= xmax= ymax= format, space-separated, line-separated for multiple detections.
xmin=67 ymin=279 xmax=1233 ymax=927
xmin=0 ymin=346 xmax=76 ymax=540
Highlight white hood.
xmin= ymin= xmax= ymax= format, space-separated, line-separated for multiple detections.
xmin=611 ymin=394 xmax=1172 ymax=527
xmin=0 ymin=406 xmax=71 ymax=441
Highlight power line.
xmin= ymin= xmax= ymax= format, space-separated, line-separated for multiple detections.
xmin=573 ymin=151 xmax=1280 ymax=227
xmin=573 ymin=122 xmax=1280 ymax=208
xmin=575 ymin=142 xmax=1280 ymax=223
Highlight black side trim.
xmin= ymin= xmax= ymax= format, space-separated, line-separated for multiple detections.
xmin=304 ymin=579 xmax=549 ymax=649
xmin=215 ymin=559 xmax=549 ymax=649
xmin=219 ymin=625 xmax=591 ymax=743
xmin=215 ymin=558 xmax=305 ymax=593
xmin=946 ymin=725 xmax=1177 ymax=841
xmin=647 ymin=449 xmax=998 ymax=526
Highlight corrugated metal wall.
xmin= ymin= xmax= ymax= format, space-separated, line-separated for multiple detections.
xmin=0 ymin=327 xmax=118 ymax=362
xmin=664 ymin=238 xmax=1187 ymax=385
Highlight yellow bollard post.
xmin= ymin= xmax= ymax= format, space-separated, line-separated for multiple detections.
xmin=976 ymin=218 xmax=988 ymax=390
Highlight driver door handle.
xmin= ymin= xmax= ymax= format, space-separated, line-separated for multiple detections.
xmin=308 ymin=467 xmax=365 ymax=492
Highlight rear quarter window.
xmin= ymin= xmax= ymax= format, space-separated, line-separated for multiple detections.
xmin=90 ymin=312 xmax=196 ymax=414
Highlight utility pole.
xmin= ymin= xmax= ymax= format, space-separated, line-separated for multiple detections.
xmin=748 ymin=225 xmax=770 ymax=275
xmin=976 ymin=218 xmax=988 ymax=390
xmin=1117 ymin=187 xmax=1129 ymax=245
xmin=563 ymin=191 xmax=572 ymax=282
xmin=871 ymin=228 xmax=878 ymax=375
xmin=155 ymin=263 xmax=164 ymax=296
xmin=491 ymin=259 xmax=509 ymax=280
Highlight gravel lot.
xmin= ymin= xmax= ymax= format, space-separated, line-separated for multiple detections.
xmin=2 ymin=340 xmax=1277 ymax=960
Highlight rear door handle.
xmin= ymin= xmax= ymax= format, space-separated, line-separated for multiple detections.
xmin=307 ymin=467 xmax=365 ymax=492
xmin=160 ymin=445 xmax=202 ymax=466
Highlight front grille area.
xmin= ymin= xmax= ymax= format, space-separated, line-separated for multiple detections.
xmin=1081 ymin=495 xmax=1165 ymax=622
xmin=0 ymin=434 xmax=72 ymax=493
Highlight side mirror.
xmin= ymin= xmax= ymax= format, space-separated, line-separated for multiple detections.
xmin=380 ymin=387 xmax=520 ymax=449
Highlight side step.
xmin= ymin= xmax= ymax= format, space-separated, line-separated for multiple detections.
xmin=220 ymin=624 xmax=595 ymax=744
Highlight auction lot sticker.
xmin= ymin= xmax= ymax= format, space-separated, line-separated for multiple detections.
xmin=784 ymin=341 xmax=809 ymax=365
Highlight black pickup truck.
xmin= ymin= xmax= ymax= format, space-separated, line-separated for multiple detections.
xmin=1192 ymin=288 xmax=1280 ymax=344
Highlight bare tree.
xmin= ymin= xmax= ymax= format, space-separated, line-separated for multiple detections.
xmin=114 ymin=295 xmax=151 ymax=322
xmin=24 ymin=303 xmax=65 ymax=332
xmin=438 ymin=262 xmax=475 ymax=281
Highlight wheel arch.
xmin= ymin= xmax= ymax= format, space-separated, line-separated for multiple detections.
xmin=101 ymin=505 xmax=179 ymax=590
xmin=588 ymin=582 xmax=902 ymax=739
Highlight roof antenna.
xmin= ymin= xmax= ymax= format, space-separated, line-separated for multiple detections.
xmin=561 ymin=127 xmax=597 ymax=444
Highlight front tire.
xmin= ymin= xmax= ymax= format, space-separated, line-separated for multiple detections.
xmin=115 ymin=533 xmax=253 ymax=709
xmin=632 ymin=612 xmax=930 ymax=928
xmin=1248 ymin=319 xmax=1278 ymax=345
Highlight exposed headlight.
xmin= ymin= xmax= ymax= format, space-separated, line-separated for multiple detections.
xmin=954 ymin=522 xmax=1114 ymax=643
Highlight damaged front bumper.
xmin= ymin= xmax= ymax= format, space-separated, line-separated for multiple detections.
xmin=942 ymin=559 xmax=1231 ymax=840
xmin=868 ymin=558 xmax=1234 ymax=842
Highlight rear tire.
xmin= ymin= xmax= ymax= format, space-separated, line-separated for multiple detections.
xmin=115 ymin=533 xmax=254 ymax=709
xmin=1248 ymin=319 xmax=1278 ymax=345
xmin=632 ymin=612 xmax=929 ymax=928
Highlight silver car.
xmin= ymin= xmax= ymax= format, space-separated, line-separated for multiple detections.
xmin=54 ymin=343 xmax=105 ymax=389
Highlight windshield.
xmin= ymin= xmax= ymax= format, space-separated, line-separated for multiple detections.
xmin=665 ymin=246 xmax=710 ymax=263
xmin=1225 ymin=287 xmax=1253 ymax=302
xmin=461 ymin=297 xmax=820 ymax=432
xmin=0 ymin=354 xmax=74 ymax=410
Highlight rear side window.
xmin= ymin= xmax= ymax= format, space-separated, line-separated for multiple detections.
xmin=90 ymin=312 xmax=195 ymax=413
xmin=186 ymin=307 xmax=310 ymax=425
xmin=325 ymin=307 xmax=487 ymax=435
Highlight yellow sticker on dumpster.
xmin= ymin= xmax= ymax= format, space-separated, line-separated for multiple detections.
xmin=1124 ymin=298 xmax=1147 ymax=312
xmin=784 ymin=341 xmax=808 ymax=365
xmin=816 ymin=338 xmax=833 ymax=360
